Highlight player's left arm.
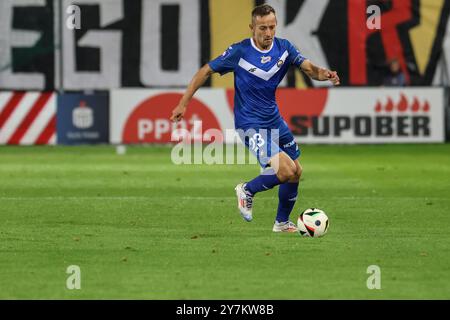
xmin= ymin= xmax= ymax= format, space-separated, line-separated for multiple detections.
xmin=300 ymin=59 xmax=340 ymax=86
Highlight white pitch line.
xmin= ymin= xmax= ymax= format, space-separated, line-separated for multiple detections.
xmin=0 ymin=196 xmax=449 ymax=201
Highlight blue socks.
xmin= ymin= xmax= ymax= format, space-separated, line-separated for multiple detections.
xmin=276 ymin=182 xmax=299 ymax=223
xmin=244 ymin=169 xmax=299 ymax=223
xmin=244 ymin=168 xmax=281 ymax=195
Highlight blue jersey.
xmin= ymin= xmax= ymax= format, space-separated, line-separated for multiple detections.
xmin=208 ymin=37 xmax=306 ymax=130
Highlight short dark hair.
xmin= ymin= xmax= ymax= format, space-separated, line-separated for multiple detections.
xmin=251 ymin=4 xmax=276 ymax=22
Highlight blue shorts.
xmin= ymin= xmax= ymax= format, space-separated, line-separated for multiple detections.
xmin=237 ymin=121 xmax=300 ymax=168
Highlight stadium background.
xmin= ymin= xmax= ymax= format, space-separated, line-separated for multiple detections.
xmin=0 ymin=0 xmax=449 ymax=145
xmin=1 ymin=0 xmax=450 ymax=300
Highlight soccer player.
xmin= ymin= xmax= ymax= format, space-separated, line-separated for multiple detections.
xmin=170 ymin=4 xmax=340 ymax=232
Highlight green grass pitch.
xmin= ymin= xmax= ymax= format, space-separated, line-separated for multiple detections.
xmin=0 ymin=144 xmax=449 ymax=299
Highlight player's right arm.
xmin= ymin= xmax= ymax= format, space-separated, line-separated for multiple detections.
xmin=170 ymin=64 xmax=215 ymax=122
xmin=300 ymin=60 xmax=340 ymax=85
xmin=285 ymin=39 xmax=340 ymax=85
xmin=171 ymin=43 xmax=240 ymax=122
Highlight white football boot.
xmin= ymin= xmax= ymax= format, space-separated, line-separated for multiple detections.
xmin=272 ymin=221 xmax=298 ymax=233
xmin=235 ymin=183 xmax=254 ymax=222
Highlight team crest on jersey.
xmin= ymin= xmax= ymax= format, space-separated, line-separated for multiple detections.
xmin=277 ymin=59 xmax=284 ymax=67
xmin=261 ymin=56 xmax=271 ymax=64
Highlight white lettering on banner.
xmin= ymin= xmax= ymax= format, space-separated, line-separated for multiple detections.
xmin=137 ymin=118 xmax=200 ymax=142
xmin=110 ymin=88 xmax=444 ymax=145
xmin=171 ymin=122 xmax=201 ymax=142
xmin=138 ymin=119 xmax=152 ymax=140
xmin=62 ymin=0 xmax=123 ymax=90
xmin=267 ymin=0 xmax=330 ymax=87
xmin=140 ymin=0 xmax=200 ymax=86
xmin=155 ymin=119 xmax=170 ymax=140
xmin=0 ymin=0 xmax=46 ymax=90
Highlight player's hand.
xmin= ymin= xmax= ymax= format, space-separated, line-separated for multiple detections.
xmin=170 ymin=104 xmax=186 ymax=122
xmin=326 ymin=70 xmax=340 ymax=86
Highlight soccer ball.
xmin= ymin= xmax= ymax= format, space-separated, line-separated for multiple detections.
xmin=297 ymin=208 xmax=329 ymax=238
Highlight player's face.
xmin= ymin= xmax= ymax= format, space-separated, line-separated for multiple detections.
xmin=251 ymin=13 xmax=277 ymax=50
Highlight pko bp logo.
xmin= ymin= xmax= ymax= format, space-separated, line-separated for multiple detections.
xmin=122 ymin=93 xmax=221 ymax=143
xmin=291 ymin=94 xmax=432 ymax=138
xmin=72 ymin=100 xmax=93 ymax=129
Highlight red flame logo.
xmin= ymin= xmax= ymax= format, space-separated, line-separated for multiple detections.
xmin=374 ymin=94 xmax=430 ymax=113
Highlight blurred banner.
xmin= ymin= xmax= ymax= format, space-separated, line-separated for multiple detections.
xmin=111 ymin=88 xmax=445 ymax=144
xmin=1 ymin=0 xmax=450 ymax=90
xmin=0 ymin=88 xmax=443 ymax=145
xmin=57 ymin=92 xmax=109 ymax=144
xmin=110 ymin=89 xmax=233 ymax=144
xmin=0 ymin=91 xmax=56 ymax=145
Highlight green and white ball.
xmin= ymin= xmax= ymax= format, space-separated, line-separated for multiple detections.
xmin=297 ymin=208 xmax=329 ymax=238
